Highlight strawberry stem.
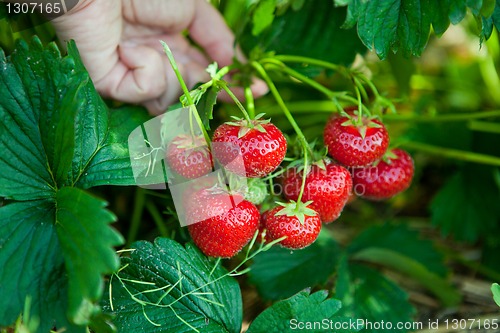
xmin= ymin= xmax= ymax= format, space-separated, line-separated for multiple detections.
xmin=383 ymin=109 xmax=500 ymax=122
xmin=251 ymin=61 xmax=313 ymax=156
xmin=219 ymin=82 xmax=252 ymax=122
xmin=161 ymin=41 xmax=194 ymax=106
xmin=271 ymin=55 xmax=343 ymax=73
xmin=161 ymin=41 xmax=211 ymax=144
xmin=244 ymin=85 xmax=256 ymax=119
xmin=269 ymin=177 xmax=276 ymax=196
xmin=195 ymin=65 xmax=234 ymax=92
xmin=354 ymin=85 xmax=364 ymax=126
xmin=403 ymin=141 xmax=500 ymax=166
xmin=353 ymin=76 xmax=369 ymax=102
xmin=261 ymin=59 xmax=369 ymax=114
xmin=257 ymin=102 xmax=500 ymax=123
xmin=296 ymin=148 xmax=308 ymax=204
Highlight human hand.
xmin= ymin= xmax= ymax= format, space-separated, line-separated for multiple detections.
xmin=52 ymin=0 xmax=267 ymax=114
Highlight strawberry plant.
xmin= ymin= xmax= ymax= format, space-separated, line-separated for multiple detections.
xmin=2 ymin=1 xmax=500 ymax=332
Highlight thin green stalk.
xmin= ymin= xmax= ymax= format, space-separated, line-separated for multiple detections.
xmin=261 ymin=59 xmax=337 ymax=98
xmin=382 ymin=110 xmax=500 ymax=122
xmin=361 ymin=75 xmax=382 ymax=99
xmin=296 ymin=149 xmax=308 ymax=203
xmin=269 ymin=177 xmax=276 ymax=196
xmin=127 ymin=188 xmax=146 ymax=246
xmin=468 ymin=120 xmax=500 ymax=134
xmin=479 ymin=53 xmax=500 ymax=105
xmin=161 ymin=41 xmax=194 ymax=106
xmin=403 ymin=141 xmax=500 ymax=167
xmin=145 ymin=201 xmax=169 ymax=237
xmin=258 ymin=102 xmax=500 ymax=124
xmin=262 ymin=59 xmax=357 ymax=103
xmin=251 ymin=61 xmax=312 ymax=155
xmin=161 ymin=41 xmax=211 ymax=144
xmin=271 ymin=55 xmax=343 ymax=73
xmin=220 ymin=82 xmax=252 ymax=121
xmin=195 ymin=65 xmax=233 ymax=92
xmin=244 ymin=85 xmax=256 ymax=119
xmin=354 ymin=84 xmax=363 ymax=123
xmin=353 ymin=76 xmax=369 ymax=101
xmin=261 ymin=60 xmax=368 ymax=113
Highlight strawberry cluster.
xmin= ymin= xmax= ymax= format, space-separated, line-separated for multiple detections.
xmin=166 ymin=108 xmax=414 ymax=258
xmin=323 ymin=110 xmax=414 ymax=200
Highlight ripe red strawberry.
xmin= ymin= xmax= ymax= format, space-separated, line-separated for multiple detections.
xmin=324 ymin=112 xmax=389 ymax=167
xmin=352 ymin=149 xmax=414 ymax=200
xmin=166 ymin=134 xmax=213 ymax=179
xmin=186 ymin=189 xmax=259 ymax=258
xmin=264 ymin=201 xmax=321 ymax=249
xmin=212 ymin=117 xmax=287 ymax=178
xmin=283 ymin=160 xmax=352 ymax=223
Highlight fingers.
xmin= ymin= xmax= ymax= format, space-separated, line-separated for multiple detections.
xmin=188 ymin=0 xmax=237 ymax=67
xmin=53 ymin=0 xmax=266 ymax=115
xmin=123 ymin=0 xmax=197 ymax=32
xmin=92 ymin=44 xmax=167 ymax=104
xmin=52 ymin=0 xmax=122 ymax=84
xmin=125 ymin=0 xmax=237 ymax=67
xmin=144 ymin=60 xmax=210 ymax=115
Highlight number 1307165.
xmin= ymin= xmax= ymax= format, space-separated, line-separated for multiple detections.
xmin=444 ymin=318 xmax=499 ymax=330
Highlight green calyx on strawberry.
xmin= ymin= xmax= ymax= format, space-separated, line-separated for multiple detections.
xmin=352 ymin=148 xmax=414 ymax=200
xmin=166 ymin=134 xmax=213 ymax=179
xmin=225 ymin=113 xmax=270 ymax=138
xmin=276 ymin=200 xmax=318 ymax=225
xmin=212 ymin=114 xmax=287 ymax=178
xmin=263 ymin=200 xmax=321 ymax=249
xmin=324 ymin=108 xmax=389 ymax=167
xmin=339 ymin=112 xmax=383 ymax=140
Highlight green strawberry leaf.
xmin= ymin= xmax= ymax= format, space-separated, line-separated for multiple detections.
xmin=0 ymin=38 xmax=147 ymax=200
xmin=492 ymin=283 xmax=500 ymax=307
xmin=0 ymin=38 xmax=77 ymax=200
xmin=103 ymin=237 xmax=242 ymax=333
xmin=252 ymin=0 xmax=276 ymax=36
xmin=336 ymin=260 xmax=416 ymax=333
xmin=347 ymin=224 xmax=447 ymax=276
xmin=480 ymin=1 xmax=500 ymax=42
xmin=242 ymin=1 xmax=366 ymax=69
xmin=0 ymin=200 xmax=84 ymax=333
xmin=347 ymin=224 xmax=459 ymax=306
xmin=493 ymin=1 xmax=500 ymax=30
xmin=74 ymin=105 xmax=151 ymax=188
xmin=336 ymin=0 xmax=432 ymax=58
xmin=431 ymin=165 xmax=500 ymax=242
xmin=335 ymin=0 xmax=499 ymax=59
xmin=196 ymin=85 xmax=220 ymax=131
xmin=247 ymin=290 xmax=359 ymax=333
xmin=55 ymin=187 xmax=123 ymax=325
xmin=62 ymin=42 xmax=151 ymax=188
xmin=0 ymin=189 xmax=122 ymax=331
xmin=249 ymin=230 xmax=340 ymax=300
xmin=0 ymin=37 xmax=148 ymax=330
